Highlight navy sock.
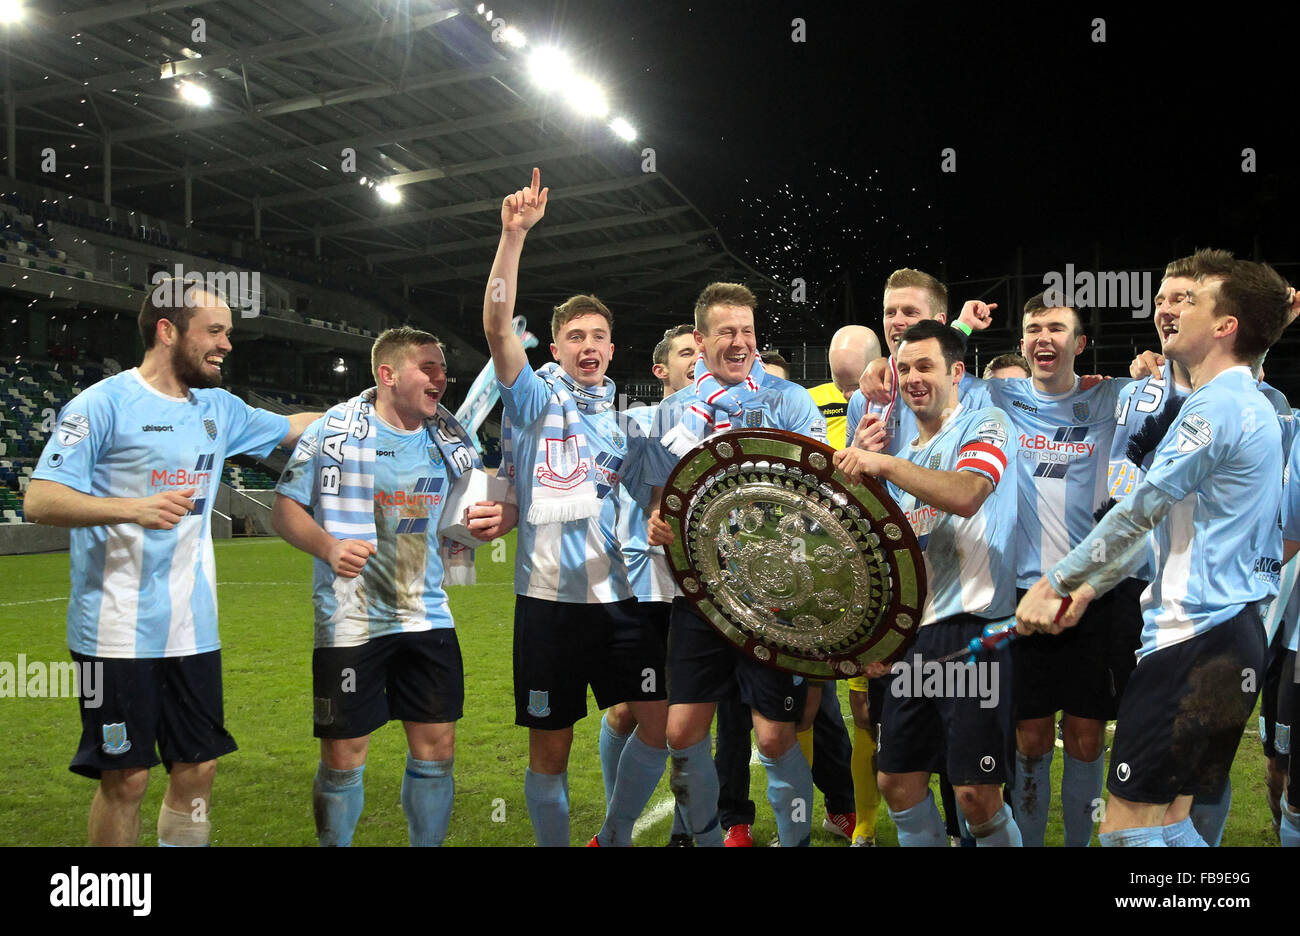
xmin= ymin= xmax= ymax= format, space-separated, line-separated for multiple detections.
xmin=1061 ymin=751 xmax=1104 ymax=847
xmin=759 ymin=744 xmax=813 ymax=847
xmin=598 ymin=732 xmax=667 ymax=846
xmin=524 ymin=768 xmax=569 ymax=846
xmin=1011 ymin=749 xmax=1052 ymax=847
xmin=401 ymin=754 xmax=453 ymax=847
xmin=314 ymin=762 xmax=365 ymax=847
xmin=668 ymin=736 xmax=723 ymax=847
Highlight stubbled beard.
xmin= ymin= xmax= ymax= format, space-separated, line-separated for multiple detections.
xmin=173 ymin=342 xmax=222 ymax=389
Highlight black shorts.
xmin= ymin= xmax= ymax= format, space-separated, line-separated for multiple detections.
xmin=513 ymin=596 xmax=665 ymax=730
xmin=1103 ymin=577 xmax=1148 ymax=717
xmin=876 ymin=615 xmax=1014 ymax=786
xmin=312 ymin=628 xmax=464 ymax=739
xmin=665 ymin=597 xmax=809 ymax=724
xmin=1107 ymin=605 xmax=1265 ymax=804
xmin=69 ymin=650 xmax=236 ymax=780
xmin=1011 ymin=586 xmax=1112 ymax=721
xmin=1260 ymin=640 xmax=1290 ymax=761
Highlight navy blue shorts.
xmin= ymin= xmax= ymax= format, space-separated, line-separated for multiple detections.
xmin=1107 ymin=605 xmax=1265 ymax=804
xmin=1012 ymin=587 xmax=1112 ymax=721
xmin=876 ymin=614 xmax=1014 ymax=786
xmin=312 ymin=628 xmax=464 ymax=739
xmin=513 ymin=596 xmax=664 ymax=730
xmin=69 ymin=649 xmax=236 ymax=780
xmin=665 ymin=597 xmax=808 ymax=724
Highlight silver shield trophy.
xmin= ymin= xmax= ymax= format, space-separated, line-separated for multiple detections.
xmin=661 ymin=428 xmax=927 ymax=679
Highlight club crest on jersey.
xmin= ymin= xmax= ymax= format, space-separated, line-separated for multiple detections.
xmin=526 ymin=689 xmax=551 ymax=718
xmin=743 ymin=410 xmax=762 ymax=428
xmin=536 ymin=436 xmax=589 ymax=490
xmin=203 ymin=418 xmax=217 ymax=441
xmin=427 ymin=446 xmax=444 ymax=467
xmin=101 ymin=722 xmax=131 ymax=756
xmin=611 ymin=430 xmax=626 ymax=453
xmin=1176 ymin=413 xmax=1212 ymax=453
xmin=1072 ymin=401 xmax=1089 ymax=422
xmin=58 ymin=413 xmax=90 ymax=447
xmin=928 ymin=453 xmax=942 ymax=470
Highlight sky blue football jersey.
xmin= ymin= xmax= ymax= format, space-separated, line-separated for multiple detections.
xmin=886 ymin=404 xmax=1018 ymax=626
xmin=32 ymin=369 xmax=288 ymax=658
xmin=277 ymin=414 xmax=455 ymax=648
xmin=1133 ymin=366 xmax=1283 ymax=657
xmin=499 ymin=362 xmax=653 ymax=604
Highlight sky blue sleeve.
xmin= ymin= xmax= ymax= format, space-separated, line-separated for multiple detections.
xmin=496 ymin=361 xmax=550 ymax=429
xmin=785 ymin=385 xmax=826 ymax=442
xmin=275 ymin=416 xmax=324 ymax=507
xmin=845 ymin=391 xmax=865 ymax=444
xmin=1284 ymin=433 xmax=1300 ymax=543
xmin=30 ymin=386 xmax=115 ymax=494
xmin=222 ymin=392 xmax=291 ymax=459
xmin=960 ymin=374 xmax=993 ymax=410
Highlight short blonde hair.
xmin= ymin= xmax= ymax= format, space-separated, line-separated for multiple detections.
xmin=694 ymin=282 xmax=757 ymax=333
xmin=884 ymin=269 xmax=947 ymax=320
xmin=371 ymin=326 xmax=443 ymax=381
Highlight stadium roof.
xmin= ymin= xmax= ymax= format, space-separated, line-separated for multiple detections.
xmin=3 ymin=0 xmax=773 ymax=352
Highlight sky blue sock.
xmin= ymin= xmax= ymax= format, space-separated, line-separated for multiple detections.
xmin=668 ymin=736 xmax=723 ymax=847
xmin=1012 ymin=749 xmax=1052 ymax=847
xmin=1280 ymin=795 xmax=1300 ymax=848
xmin=1161 ymin=816 xmax=1207 ymax=847
xmin=598 ymin=732 xmax=667 ymax=846
xmin=598 ymin=713 xmax=631 ymax=807
xmin=968 ymin=802 xmax=1023 ymax=847
xmin=524 ymin=768 xmax=569 ymax=846
xmin=314 ymin=762 xmax=365 ymax=847
xmin=1190 ymin=778 xmax=1231 ymax=846
xmin=1062 ymin=751 xmax=1104 ymax=847
xmin=401 ymin=754 xmax=453 ymax=847
xmin=1100 ymin=825 xmax=1168 ymax=847
xmin=759 ymin=744 xmax=813 ymax=847
xmin=889 ymin=789 xmax=947 ymax=847
xmin=670 ymin=803 xmax=687 ymax=837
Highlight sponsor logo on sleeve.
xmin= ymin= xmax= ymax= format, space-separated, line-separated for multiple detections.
xmin=1175 ymin=413 xmax=1212 ymax=453
xmin=57 ymin=413 xmax=90 ymax=447
xmin=975 ymin=419 xmax=1008 ymax=448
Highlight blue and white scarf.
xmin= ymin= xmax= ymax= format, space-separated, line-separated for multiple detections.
xmin=661 ymin=353 xmax=765 ymax=456
xmin=316 ymin=388 xmax=485 ymax=597
xmin=501 ymin=362 xmax=616 ymax=525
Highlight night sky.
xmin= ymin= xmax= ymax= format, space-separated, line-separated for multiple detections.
xmin=515 ymin=1 xmax=1300 ymax=366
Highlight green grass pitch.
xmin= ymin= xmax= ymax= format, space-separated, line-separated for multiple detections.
xmin=0 ymin=535 xmax=1283 ymax=846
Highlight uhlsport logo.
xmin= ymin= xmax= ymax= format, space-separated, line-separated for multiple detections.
xmin=150 ymin=264 xmax=262 ymax=318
